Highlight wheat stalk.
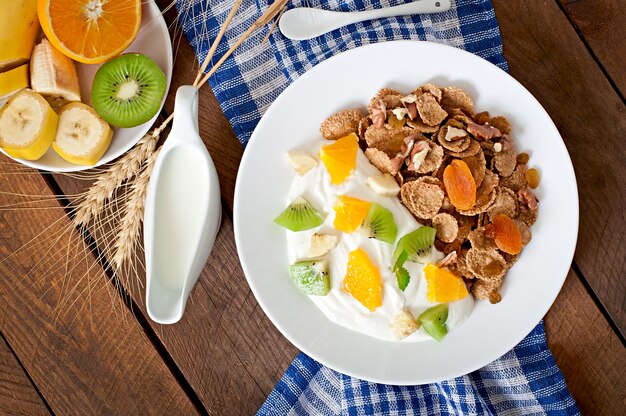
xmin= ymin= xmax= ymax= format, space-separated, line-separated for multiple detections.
xmin=111 ymin=148 xmax=160 ymax=273
xmin=0 ymin=0 xmax=292 ymax=319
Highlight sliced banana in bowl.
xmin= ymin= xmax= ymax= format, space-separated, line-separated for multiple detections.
xmin=0 ymin=89 xmax=58 ymax=160
xmin=53 ymin=102 xmax=112 ymax=166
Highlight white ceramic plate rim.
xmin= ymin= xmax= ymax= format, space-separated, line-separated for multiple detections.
xmin=234 ymin=40 xmax=579 ymax=385
xmin=0 ymin=0 xmax=173 ymax=172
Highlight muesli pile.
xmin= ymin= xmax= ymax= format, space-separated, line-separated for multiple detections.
xmin=319 ymin=84 xmax=540 ymax=303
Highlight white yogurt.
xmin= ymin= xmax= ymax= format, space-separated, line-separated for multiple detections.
xmin=285 ymin=144 xmax=474 ymax=342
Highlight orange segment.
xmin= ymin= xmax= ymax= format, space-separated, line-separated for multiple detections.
xmin=424 ymin=264 xmax=468 ymax=303
xmin=443 ymin=159 xmax=476 ymax=210
xmin=333 ymin=196 xmax=371 ymax=233
xmin=319 ymin=133 xmax=359 ymax=184
xmin=343 ymin=248 xmax=382 ymax=312
xmin=38 ymin=0 xmax=142 ymax=64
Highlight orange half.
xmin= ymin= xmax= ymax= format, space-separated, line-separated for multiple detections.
xmin=38 ymin=0 xmax=142 ymax=64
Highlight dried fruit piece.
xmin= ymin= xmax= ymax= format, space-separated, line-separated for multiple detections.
xmin=343 ymin=248 xmax=383 ymax=312
xmin=320 ymin=108 xmax=363 ymax=140
xmin=424 ymin=264 xmax=469 ymax=303
xmin=492 ymin=213 xmax=523 ymax=255
xmin=443 ymin=160 xmax=476 ymax=211
xmin=526 ymin=168 xmax=540 ymax=189
xmin=333 ymin=196 xmax=371 ymax=233
xmin=517 ymin=152 xmax=530 ymax=165
xmin=319 ymin=132 xmax=359 ymax=184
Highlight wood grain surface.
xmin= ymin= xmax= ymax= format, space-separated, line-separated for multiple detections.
xmin=0 ymin=0 xmax=624 ymax=414
xmin=0 ymin=171 xmax=198 ymax=415
xmin=492 ymin=0 xmax=626 ymax=337
xmin=545 ymin=270 xmax=626 ymax=415
xmin=0 ymin=336 xmax=49 ymax=416
xmin=558 ymin=0 xmax=626 ymax=96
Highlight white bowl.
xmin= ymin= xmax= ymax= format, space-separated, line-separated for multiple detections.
xmin=0 ymin=0 xmax=173 ymax=172
xmin=234 ymin=41 xmax=579 ymax=385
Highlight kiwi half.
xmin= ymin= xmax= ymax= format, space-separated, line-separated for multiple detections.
xmin=274 ymin=196 xmax=325 ymax=231
xmin=360 ymin=203 xmax=398 ymax=244
xmin=91 ymin=54 xmax=166 ymax=128
xmin=392 ymin=226 xmax=436 ymax=264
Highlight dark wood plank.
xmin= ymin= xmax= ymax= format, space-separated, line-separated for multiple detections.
xmin=0 ymin=335 xmax=50 ymax=416
xmin=52 ymin=171 xmax=299 ymax=413
xmin=0 ymin=167 xmax=198 ymax=415
xmin=558 ymin=0 xmax=626 ymax=96
xmin=545 ymin=270 xmax=626 ymax=415
xmin=492 ymin=0 xmax=626 ymax=336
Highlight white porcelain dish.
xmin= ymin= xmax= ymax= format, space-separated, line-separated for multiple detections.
xmin=0 ymin=0 xmax=173 ymax=172
xmin=234 ymin=41 xmax=579 ymax=385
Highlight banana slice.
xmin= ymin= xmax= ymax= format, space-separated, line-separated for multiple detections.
xmin=30 ymin=39 xmax=81 ymax=110
xmin=0 ymin=64 xmax=29 ymax=108
xmin=53 ymin=102 xmax=112 ymax=166
xmin=0 ymin=89 xmax=58 ymax=160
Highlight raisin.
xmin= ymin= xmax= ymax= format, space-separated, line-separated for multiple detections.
xmin=526 ymin=168 xmax=540 ymax=189
xmin=516 ymin=152 xmax=529 ymax=165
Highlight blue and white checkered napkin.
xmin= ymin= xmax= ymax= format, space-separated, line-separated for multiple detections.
xmin=177 ymin=0 xmax=579 ymax=414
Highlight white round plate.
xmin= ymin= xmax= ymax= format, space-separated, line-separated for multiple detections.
xmin=1 ymin=0 xmax=173 ymax=172
xmin=234 ymin=41 xmax=579 ymax=385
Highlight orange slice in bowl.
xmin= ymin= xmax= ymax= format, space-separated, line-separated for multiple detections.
xmin=333 ymin=196 xmax=371 ymax=233
xmin=319 ymin=133 xmax=359 ymax=184
xmin=343 ymin=248 xmax=382 ymax=312
xmin=38 ymin=0 xmax=142 ymax=64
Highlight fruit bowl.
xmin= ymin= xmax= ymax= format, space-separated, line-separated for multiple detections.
xmin=0 ymin=1 xmax=172 ymax=173
xmin=234 ymin=41 xmax=579 ymax=385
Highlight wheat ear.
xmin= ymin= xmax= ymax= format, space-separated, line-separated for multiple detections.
xmin=110 ymin=148 xmax=160 ymax=273
xmin=73 ymin=114 xmax=173 ymax=227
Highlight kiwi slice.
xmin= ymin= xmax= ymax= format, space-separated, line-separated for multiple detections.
xmin=418 ymin=304 xmax=449 ymax=342
xmin=274 ymin=196 xmax=324 ymax=231
xmin=91 ymin=54 xmax=166 ymax=128
xmin=360 ymin=203 xmax=398 ymax=244
xmin=392 ymin=226 xmax=436 ymax=264
xmin=289 ymin=259 xmax=330 ymax=296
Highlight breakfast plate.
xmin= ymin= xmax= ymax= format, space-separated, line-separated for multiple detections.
xmin=234 ymin=41 xmax=578 ymax=385
xmin=0 ymin=0 xmax=172 ymax=173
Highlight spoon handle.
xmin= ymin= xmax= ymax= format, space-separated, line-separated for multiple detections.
xmin=353 ymin=0 xmax=451 ymax=23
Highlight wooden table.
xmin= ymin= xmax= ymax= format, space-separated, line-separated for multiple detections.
xmin=0 ymin=1 xmax=624 ymax=414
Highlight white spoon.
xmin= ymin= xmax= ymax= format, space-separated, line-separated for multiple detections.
xmin=279 ymin=0 xmax=452 ymax=41
xmin=143 ymin=86 xmax=221 ymax=324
